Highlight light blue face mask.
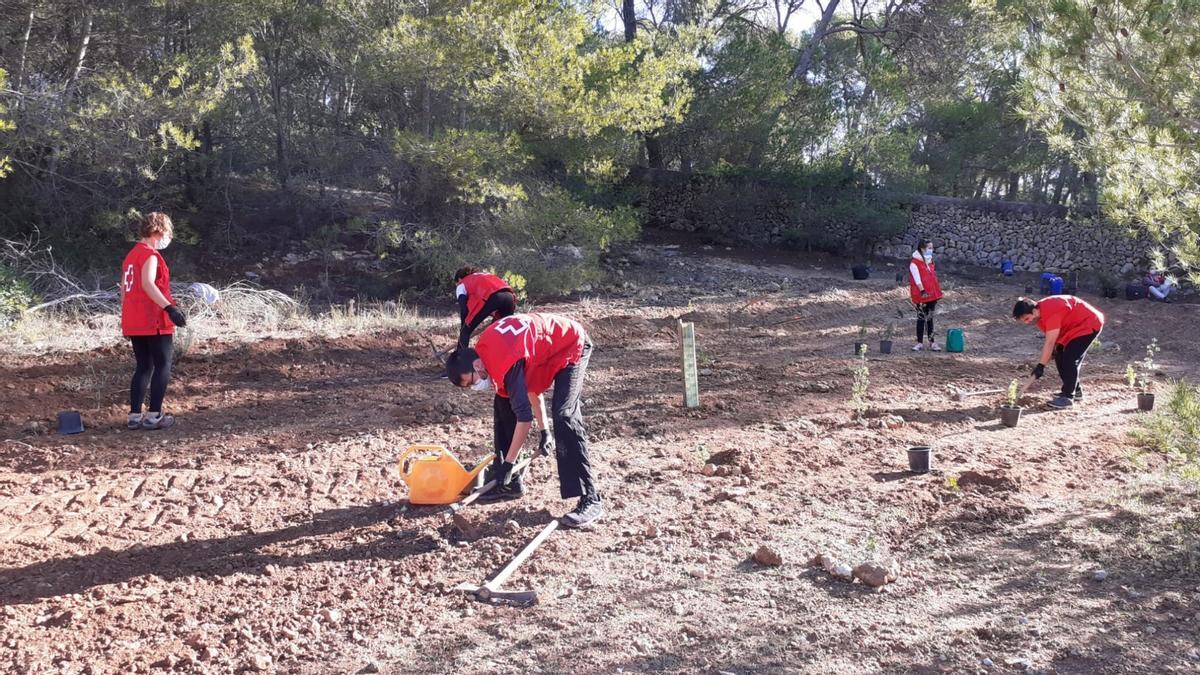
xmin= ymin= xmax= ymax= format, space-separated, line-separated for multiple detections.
xmin=471 ymin=376 xmax=491 ymax=392
xmin=922 ymin=248 xmax=933 ymax=262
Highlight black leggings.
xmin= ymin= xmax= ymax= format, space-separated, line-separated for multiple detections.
xmin=1054 ymin=331 xmax=1099 ymax=399
xmin=916 ymin=300 xmax=937 ymax=342
xmin=130 ymin=334 xmax=173 ymax=414
xmin=492 ymin=341 xmax=596 ymax=500
xmin=459 ymin=290 xmax=517 ymax=348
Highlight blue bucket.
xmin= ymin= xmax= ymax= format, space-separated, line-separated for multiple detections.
xmin=1048 ymin=275 xmax=1064 ymax=295
xmin=1040 ymin=272 xmax=1055 ymax=294
xmin=1001 ymin=259 xmax=1014 ymax=276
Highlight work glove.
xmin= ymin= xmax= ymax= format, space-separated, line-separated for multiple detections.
xmin=493 ymin=460 xmax=514 ymax=487
xmin=538 ymin=430 xmax=555 ymax=458
xmin=1031 ymin=363 xmax=1045 ymax=380
xmin=164 ymin=304 xmax=187 ymax=327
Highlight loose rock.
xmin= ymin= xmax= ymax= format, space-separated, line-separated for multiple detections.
xmin=752 ymin=545 xmax=783 ymax=567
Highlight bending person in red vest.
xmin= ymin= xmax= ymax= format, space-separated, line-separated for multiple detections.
xmin=1012 ymin=295 xmax=1105 ymax=409
xmin=908 ymin=239 xmax=943 ymax=352
xmin=119 ymin=212 xmax=188 ymax=430
xmin=445 ymin=313 xmax=602 ymax=528
xmin=454 ymin=266 xmax=517 ymax=348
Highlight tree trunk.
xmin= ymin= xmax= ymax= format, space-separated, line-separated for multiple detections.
xmin=621 ymin=0 xmax=635 ymax=42
xmin=1051 ymin=161 xmax=1070 ymax=205
xmin=48 ymin=4 xmax=93 ymax=178
xmin=1005 ymin=172 xmax=1019 ymax=200
xmin=788 ymin=0 xmax=840 ymax=87
xmin=16 ymin=6 xmax=35 ymax=93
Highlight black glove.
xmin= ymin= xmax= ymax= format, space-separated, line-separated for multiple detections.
xmin=493 ymin=460 xmax=514 ymax=486
xmin=538 ymin=430 xmax=555 ymax=457
xmin=164 ymin=304 xmax=187 ymax=327
xmin=1031 ymin=363 xmax=1045 ymax=379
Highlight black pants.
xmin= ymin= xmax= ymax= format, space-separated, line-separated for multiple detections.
xmin=1054 ymin=331 xmax=1099 ymax=399
xmin=916 ymin=300 xmax=937 ymax=342
xmin=459 ymin=291 xmax=517 ymax=348
xmin=493 ymin=341 xmax=596 ymax=500
xmin=130 ymin=334 xmax=173 ymax=414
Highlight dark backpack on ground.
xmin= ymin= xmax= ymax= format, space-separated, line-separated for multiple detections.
xmin=1125 ymin=283 xmax=1147 ymax=300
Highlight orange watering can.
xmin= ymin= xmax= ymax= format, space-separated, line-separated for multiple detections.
xmin=398 ymin=444 xmax=494 ymax=505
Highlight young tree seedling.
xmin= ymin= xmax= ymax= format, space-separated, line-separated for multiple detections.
xmin=1006 ymin=378 xmax=1020 ymax=408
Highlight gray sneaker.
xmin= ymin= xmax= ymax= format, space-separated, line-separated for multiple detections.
xmin=560 ymin=495 xmax=603 ymax=528
xmin=141 ymin=414 xmax=175 ymax=430
xmin=1047 ymin=396 xmax=1073 ymax=409
xmin=127 ymin=414 xmax=143 ymax=430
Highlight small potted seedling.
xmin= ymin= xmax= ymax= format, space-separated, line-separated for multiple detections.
xmin=879 ymin=323 xmax=895 ymax=355
xmin=854 ymin=322 xmax=869 ymax=356
xmin=1000 ymin=378 xmax=1022 ymax=427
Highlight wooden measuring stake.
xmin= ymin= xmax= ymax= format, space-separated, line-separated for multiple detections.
xmin=680 ymin=320 xmax=700 ymax=408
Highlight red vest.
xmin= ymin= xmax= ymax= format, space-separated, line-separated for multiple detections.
xmin=120 ymin=242 xmax=175 ymax=336
xmin=460 ymin=273 xmax=512 ymax=324
xmin=475 ymin=313 xmax=586 ymax=398
xmin=909 ymin=256 xmax=943 ymax=304
xmin=1037 ymin=295 xmax=1104 ymax=346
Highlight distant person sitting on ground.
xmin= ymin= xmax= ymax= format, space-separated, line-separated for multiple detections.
xmin=1012 ymin=295 xmax=1105 ymax=410
xmin=454 ymin=266 xmax=517 ymax=349
xmin=445 ymin=313 xmax=602 ymax=528
xmin=1144 ymin=269 xmax=1175 ymax=303
xmin=120 ymin=212 xmax=187 ymax=430
xmin=908 ymin=239 xmax=943 ymax=352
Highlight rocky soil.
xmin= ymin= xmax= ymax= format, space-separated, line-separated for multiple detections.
xmin=1 ymin=235 xmax=1198 ymax=674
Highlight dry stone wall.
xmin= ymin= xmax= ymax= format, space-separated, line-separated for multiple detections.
xmin=634 ymin=169 xmax=1156 ymax=276
xmin=873 ymin=195 xmax=1156 ymax=276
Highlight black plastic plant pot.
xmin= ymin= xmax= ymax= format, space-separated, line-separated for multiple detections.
xmin=1000 ymin=406 xmax=1022 ymax=428
xmin=907 ymin=447 xmax=932 ymax=473
xmin=879 ymin=340 xmax=893 ymax=354
xmin=1103 ymin=288 xmax=1118 ymax=299
xmin=852 ymin=265 xmax=870 ymax=280
xmin=854 ymin=342 xmax=868 ymax=356
xmin=1137 ymin=393 xmax=1155 ymax=412
xmin=56 ymin=411 xmax=84 ymax=435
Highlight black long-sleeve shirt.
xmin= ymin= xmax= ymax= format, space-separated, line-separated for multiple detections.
xmin=503 ymin=360 xmax=534 ymax=423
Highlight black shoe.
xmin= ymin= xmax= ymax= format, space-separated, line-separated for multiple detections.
xmin=560 ymin=494 xmax=603 ymax=528
xmin=479 ymin=474 xmax=525 ymax=502
xmin=1074 ymin=386 xmax=1084 ymax=401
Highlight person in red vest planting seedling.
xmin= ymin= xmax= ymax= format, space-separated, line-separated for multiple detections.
xmin=120 ymin=212 xmax=187 ymax=430
xmin=445 ymin=313 xmax=602 ymax=528
xmin=909 ymin=239 xmax=943 ymax=352
xmin=1012 ymin=295 xmax=1105 ymax=409
xmin=454 ymin=266 xmax=517 ymax=349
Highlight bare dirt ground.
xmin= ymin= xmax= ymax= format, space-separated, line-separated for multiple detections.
xmin=2 ymin=236 xmax=1199 ymax=674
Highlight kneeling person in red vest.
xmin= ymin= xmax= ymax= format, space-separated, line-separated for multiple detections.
xmin=445 ymin=313 xmax=602 ymax=528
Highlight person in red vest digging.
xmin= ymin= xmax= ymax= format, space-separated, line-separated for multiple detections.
xmin=1012 ymin=295 xmax=1105 ymax=409
xmin=454 ymin=266 xmax=517 ymax=348
xmin=445 ymin=313 xmax=602 ymax=528
xmin=908 ymin=238 xmax=943 ymax=352
xmin=119 ymin=212 xmax=187 ymax=430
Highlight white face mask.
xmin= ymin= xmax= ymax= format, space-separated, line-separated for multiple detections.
xmin=471 ymin=376 xmax=491 ymax=392
xmin=922 ymin=248 xmax=933 ymax=261
xmin=154 ymin=235 xmax=172 ymax=251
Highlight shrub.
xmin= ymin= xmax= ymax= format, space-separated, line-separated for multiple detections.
xmin=0 ymin=264 xmax=37 ymax=328
xmin=1136 ymin=380 xmax=1200 ymax=463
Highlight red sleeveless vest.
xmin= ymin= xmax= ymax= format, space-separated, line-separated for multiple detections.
xmin=460 ymin=273 xmax=512 ymax=324
xmin=120 ymin=242 xmax=175 ymax=336
xmin=475 ymin=313 xmax=585 ymax=397
xmin=909 ymin=257 xmax=943 ymax=304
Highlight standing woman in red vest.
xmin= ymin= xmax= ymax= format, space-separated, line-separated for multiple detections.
xmin=119 ymin=212 xmax=187 ymax=430
xmin=908 ymin=239 xmax=943 ymax=352
xmin=454 ymin=266 xmax=517 ymax=348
